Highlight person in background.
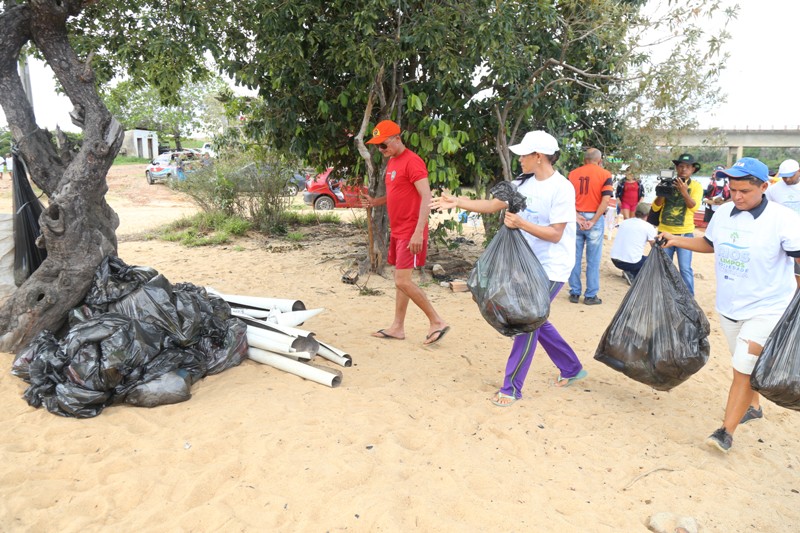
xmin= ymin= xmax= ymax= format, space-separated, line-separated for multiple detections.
xmin=610 ymin=202 xmax=657 ymax=285
xmin=3 ymin=153 xmax=12 ymax=179
xmin=362 ymin=120 xmax=449 ymax=346
xmin=650 ymin=153 xmax=704 ymax=295
xmin=660 ymin=157 xmax=800 ymax=454
xmin=702 ymin=165 xmax=731 ymax=223
xmin=567 ymin=148 xmax=613 ymax=305
xmin=615 ymin=167 xmax=645 ymax=220
xmin=766 ymin=158 xmax=800 ymax=290
xmin=430 ymin=130 xmax=586 ymax=407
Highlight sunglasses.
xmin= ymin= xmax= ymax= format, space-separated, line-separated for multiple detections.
xmin=378 ymin=143 xmax=389 ymax=150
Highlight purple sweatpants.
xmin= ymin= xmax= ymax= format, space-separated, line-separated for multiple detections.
xmin=500 ymin=281 xmax=583 ymax=399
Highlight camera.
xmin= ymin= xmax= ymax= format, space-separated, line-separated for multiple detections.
xmin=655 ymin=177 xmax=677 ymax=198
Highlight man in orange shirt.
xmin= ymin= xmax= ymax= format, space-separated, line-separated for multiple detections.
xmin=567 ymin=148 xmax=613 ymax=305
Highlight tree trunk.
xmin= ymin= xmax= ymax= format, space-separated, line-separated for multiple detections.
xmin=0 ymin=2 xmax=123 ymax=352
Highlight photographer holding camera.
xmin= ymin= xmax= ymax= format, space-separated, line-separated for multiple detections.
xmin=650 ymin=153 xmax=704 ymax=295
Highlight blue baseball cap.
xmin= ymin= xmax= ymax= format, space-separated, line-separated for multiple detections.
xmin=714 ymin=157 xmax=769 ymax=182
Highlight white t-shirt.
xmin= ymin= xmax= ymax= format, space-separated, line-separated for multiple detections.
xmin=705 ymin=200 xmax=800 ymax=320
xmin=610 ymin=217 xmax=657 ymax=263
xmin=512 ymin=171 xmax=577 ymax=282
xmin=765 ymin=180 xmax=800 ymax=214
xmin=4 ymin=157 xmax=11 ymax=172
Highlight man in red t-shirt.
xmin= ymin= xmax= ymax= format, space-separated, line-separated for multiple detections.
xmin=567 ymin=148 xmax=613 ymax=305
xmin=363 ymin=120 xmax=449 ymax=345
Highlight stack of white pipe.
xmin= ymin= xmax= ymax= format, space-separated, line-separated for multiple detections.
xmin=207 ymin=287 xmax=351 ymax=388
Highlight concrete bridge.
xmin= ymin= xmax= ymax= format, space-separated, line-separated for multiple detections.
xmin=655 ymin=128 xmax=800 ymax=165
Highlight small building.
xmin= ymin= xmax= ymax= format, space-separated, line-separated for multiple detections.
xmin=121 ymin=130 xmax=159 ymax=160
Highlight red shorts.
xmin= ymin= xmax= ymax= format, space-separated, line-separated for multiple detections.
xmin=620 ymin=200 xmax=638 ymax=211
xmin=388 ymin=235 xmax=428 ymax=269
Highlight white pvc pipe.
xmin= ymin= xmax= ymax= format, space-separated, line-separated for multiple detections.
xmin=272 ymin=308 xmax=325 ymax=327
xmin=205 ymin=287 xmax=306 ymax=312
xmin=245 ymin=331 xmax=312 ymax=361
xmin=248 ymin=347 xmax=342 ymax=388
xmin=245 ymin=325 xmax=318 ymax=356
xmin=316 ymin=341 xmax=353 ymax=368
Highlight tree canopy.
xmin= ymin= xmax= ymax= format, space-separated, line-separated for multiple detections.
xmin=0 ymin=0 xmax=732 ymax=350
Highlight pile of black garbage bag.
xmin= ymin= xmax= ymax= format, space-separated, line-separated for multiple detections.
xmin=467 ymin=181 xmax=551 ymax=337
xmin=11 ymin=256 xmax=248 ymax=418
xmin=594 ymin=244 xmax=710 ymax=391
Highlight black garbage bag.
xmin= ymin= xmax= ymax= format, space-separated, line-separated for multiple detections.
xmin=84 ymin=255 xmax=158 ymax=313
xmin=751 ymin=290 xmax=800 ymax=410
xmin=62 ymin=314 xmax=165 ymax=392
xmin=124 ymin=370 xmax=192 ymax=408
xmin=489 ymin=181 xmax=527 ymax=214
xmin=110 ymin=274 xmax=202 ymax=346
xmin=197 ymin=318 xmax=249 ymax=375
xmin=11 ymin=152 xmax=47 ymax=286
xmin=594 ymin=245 xmax=710 ymax=391
xmin=467 ymin=224 xmax=551 ymax=337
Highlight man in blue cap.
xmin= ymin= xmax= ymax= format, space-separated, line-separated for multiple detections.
xmin=660 ymin=157 xmax=800 ymax=454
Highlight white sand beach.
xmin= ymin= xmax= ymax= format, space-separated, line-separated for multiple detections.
xmin=0 ymin=165 xmax=798 ymax=532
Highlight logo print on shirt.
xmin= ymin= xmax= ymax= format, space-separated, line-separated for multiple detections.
xmin=390 ymin=170 xmax=397 ymax=181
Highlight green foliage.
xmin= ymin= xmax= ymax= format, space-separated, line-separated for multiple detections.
xmin=155 ymin=211 xmax=251 ymax=247
xmin=171 ymin=149 xmax=300 ymax=234
xmin=102 ymin=77 xmax=227 ymax=147
xmin=285 ymin=231 xmax=305 ymax=242
xmin=280 ymin=211 xmax=341 ymax=225
xmin=0 ymin=128 xmax=12 ymax=156
xmin=113 ymin=155 xmax=151 ymax=165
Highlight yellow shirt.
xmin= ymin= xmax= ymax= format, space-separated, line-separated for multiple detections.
xmin=652 ymin=179 xmax=704 ymax=234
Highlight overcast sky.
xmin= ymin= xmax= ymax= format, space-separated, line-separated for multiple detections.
xmin=1 ymin=1 xmax=796 ymax=134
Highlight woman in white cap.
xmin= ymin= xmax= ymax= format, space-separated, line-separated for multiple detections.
xmin=430 ymin=131 xmax=585 ymax=406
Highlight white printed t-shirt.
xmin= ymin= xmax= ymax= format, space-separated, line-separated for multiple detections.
xmin=610 ymin=218 xmax=657 ymax=263
xmin=765 ymin=180 xmax=800 ymax=214
xmin=704 ymin=198 xmax=800 ymax=320
xmin=512 ymin=171 xmax=577 ymax=282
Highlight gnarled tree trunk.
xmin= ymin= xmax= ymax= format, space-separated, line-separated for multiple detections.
xmin=0 ymin=1 xmax=122 ymax=352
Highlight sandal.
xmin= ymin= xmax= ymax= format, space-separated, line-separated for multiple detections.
xmin=491 ymin=391 xmax=518 ymax=407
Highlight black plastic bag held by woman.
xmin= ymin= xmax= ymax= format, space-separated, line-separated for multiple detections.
xmin=467 ymin=225 xmax=551 ymax=337
xmin=750 ymin=289 xmax=800 ymax=410
xmin=594 ymin=244 xmax=710 ymax=390
xmin=467 ymin=181 xmax=550 ymax=337
xmin=11 ymin=152 xmax=47 ymax=286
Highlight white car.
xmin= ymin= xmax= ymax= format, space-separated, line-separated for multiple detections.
xmin=201 ymin=142 xmax=217 ymax=158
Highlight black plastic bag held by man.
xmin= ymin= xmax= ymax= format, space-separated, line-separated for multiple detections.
xmin=750 ymin=289 xmax=800 ymax=410
xmin=594 ymin=242 xmax=710 ymax=390
xmin=467 ymin=181 xmax=551 ymax=337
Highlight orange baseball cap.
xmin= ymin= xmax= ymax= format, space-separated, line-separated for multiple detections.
xmin=366 ymin=120 xmax=401 ymax=144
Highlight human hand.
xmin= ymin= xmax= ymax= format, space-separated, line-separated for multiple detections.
xmin=408 ymin=233 xmax=423 ymax=254
xmin=656 ymin=231 xmax=676 ymax=247
xmin=503 ymin=211 xmax=524 ymax=229
xmin=674 ymin=178 xmax=689 ymax=195
xmin=361 ymin=194 xmax=374 ymax=208
xmin=430 ymin=194 xmax=458 ymax=210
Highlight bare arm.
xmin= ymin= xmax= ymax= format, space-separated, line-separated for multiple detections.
xmin=504 ymin=212 xmax=566 ymax=244
xmin=658 ymin=232 xmax=714 ymax=253
xmin=430 ymin=193 xmax=507 ymax=214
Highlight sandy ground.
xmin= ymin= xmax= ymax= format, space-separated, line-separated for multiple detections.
xmin=0 ymin=166 xmax=799 ymax=532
